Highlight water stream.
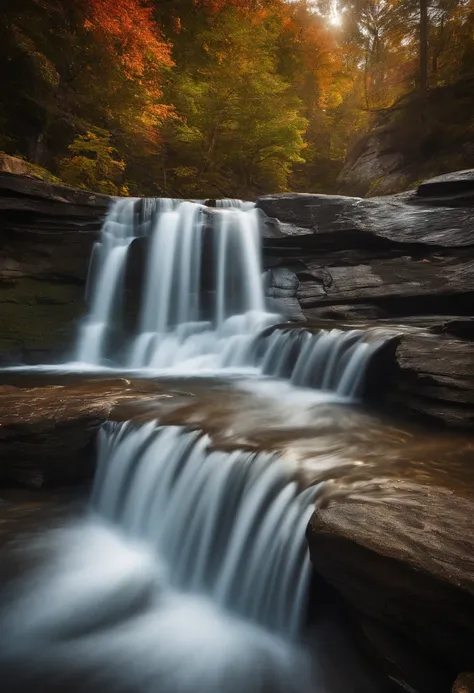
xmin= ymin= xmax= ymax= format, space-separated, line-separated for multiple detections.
xmin=76 ymin=198 xmax=277 ymax=371
xmin=0 ymin=197 xmax=401 ymax=692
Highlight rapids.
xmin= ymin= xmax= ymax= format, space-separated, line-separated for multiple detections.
xmin=0 ymin=197 xmax=401 ymax=693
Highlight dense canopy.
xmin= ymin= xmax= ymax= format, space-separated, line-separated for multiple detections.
xmin=1 ymin=0 xmax=473 ymax=197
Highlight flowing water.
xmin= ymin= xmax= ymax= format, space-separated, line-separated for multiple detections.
xmin=0 ymin=197 xmax=422 ymax=692
xmin=0 ymin=420 xmax=318 ymax=693
xmin=76 ymin=198 xmax=278 ymax=371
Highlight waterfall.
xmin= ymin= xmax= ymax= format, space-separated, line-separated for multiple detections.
xmin=76 ymin=197 xmax=277 ymax=369
xmin=0 ymin=421 xmax=316 ymax=693
xmin=251 ymin=327 xmax=388 ymax=398
xmin=0 ymin=195 xmax=400 ymax=691
xmin=93 ymin=422 xmax=315 ymax=639
xmin=76 ymin=198 xmax=138 ymax=363
xmin=214 ymin=199 xmax=255 ymax=210
xmin=72 ymin=196 xmax=391 ymax=398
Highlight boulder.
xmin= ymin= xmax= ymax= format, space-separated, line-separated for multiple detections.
xmin=0 ymin=154 xmax=30 ymax=177
xmin=307 ymin=481 xmax=474 ymax=689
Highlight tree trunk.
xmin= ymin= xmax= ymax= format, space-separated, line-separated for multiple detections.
xmin=419 ymin=0 xmax=429 ymax=91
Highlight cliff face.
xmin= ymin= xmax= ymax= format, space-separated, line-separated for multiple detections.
xmin=0 ymin=173 xmax=109 ymax=363
xmin=1 ymin=171 xmax=474 ymax=430
xmin=337 ymin=79 xmax=474 ymax=197
xmin=257 ymin=171 xmax=474 ymax=430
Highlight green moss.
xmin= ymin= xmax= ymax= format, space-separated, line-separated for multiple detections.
xmin=0 ymin=279 xmax=85 ymax=352
xmin=8 ymin=153 xmax=62 ymax=184
xmin=367 ymin=176 xmax=385 ymax=195
xmin=24 ymin=161 xmax=62 ymax=184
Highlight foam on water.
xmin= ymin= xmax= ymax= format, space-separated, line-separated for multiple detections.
xmin=75 ymin=197 xmax=275 ymax=370
xmin=0 ymin=521 xmax=313 ymax=693
xmin=0 ymin=423 xmax=316 ymax=693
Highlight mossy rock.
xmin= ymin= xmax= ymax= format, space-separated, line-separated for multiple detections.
xmin=0 ymin=278 xmax=85 ymax=357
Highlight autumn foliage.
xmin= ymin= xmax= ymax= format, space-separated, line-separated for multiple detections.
xmin=1 ymin=0 xmax=474 ymax=196
xmin=85 ymin=0 xmax=173 ymax=78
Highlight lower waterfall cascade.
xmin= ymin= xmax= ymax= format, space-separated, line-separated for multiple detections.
xmin=0 ymin=196 xmax=401 ymax=693
xmin=92 ymin=422 xmax=315 ymax=638
xmin=0 ymin=422 xmax=318 ymax=693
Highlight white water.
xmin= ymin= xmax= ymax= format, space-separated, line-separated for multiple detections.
xmin=76 ymin=198 xmax=138 ymax=363
xmin=71 ymin=196 xmax=391 ymax=397
xmin=0 ymin=422 xmax=316 ymax=693
xmin=76 ymin=197 xmax=277 ymax=370
xmin=253 ymin=327 xmax=388 ymax=398
xmin=93 ymin=423 xmax=316 ymax=638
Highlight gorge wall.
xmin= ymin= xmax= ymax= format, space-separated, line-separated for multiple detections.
xmin=1 ymin=170 xmax=474 ymax=429
xmin=337 ymin=79 xmax=474 ymax=197
xmin=0 ymin=172 xmax=109 ymax=363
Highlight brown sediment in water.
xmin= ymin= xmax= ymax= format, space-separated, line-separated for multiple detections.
xmin=1 ymin=371 xmax=474 ymax=689
xmin=1 ymin=372 xmax=472 ymax=501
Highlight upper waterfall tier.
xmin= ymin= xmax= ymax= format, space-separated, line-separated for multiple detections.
xmin=76 ymin=198 xmax=275 ymax=368
xmin=72 ymin=196 xmax=391 ymax=399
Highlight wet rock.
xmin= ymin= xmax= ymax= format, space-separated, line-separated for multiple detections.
xmin=387 ymin=331 xmax=474 ymax=429
xmin=418 ymin=170 xmax=474 ymax=200
xmin=257 ymin=183 xmax=474 ymax=430
xmin=264 ymin=267 xmax=304 ymax=320
xmin=0 ymin=377 xmax=158 ymax=486
xmin=0 ymin=173 xmax=109 ymax=363
xmin=307 ymin=481 xmax=474 ymax=681
xmin=258 ymin=191 xmax=474 ymax=248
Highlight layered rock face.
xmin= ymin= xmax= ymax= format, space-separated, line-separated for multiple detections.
xmin=257 ymin=173 xmax=474 ymax=430
xmin=336 ymin=79 xmax=474 ymax=197
xmin=1 ymin=170 xmax=474 ymax=429
xmin=0 ymin=172 xmax=109 ymax=363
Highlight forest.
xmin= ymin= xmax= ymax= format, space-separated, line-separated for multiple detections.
xmin=2 ymin=0 xmax=474 ymax=198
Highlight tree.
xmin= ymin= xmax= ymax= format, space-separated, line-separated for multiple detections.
xmin=59 ymin=130 xmax=128 ymax=195
xmin=155 ymin=2 xmax=307 ymax=197
xmin=0 ymin=0 xmax=173 ymax=182
xmin=420 ymin=0 xmax=429 ymax=90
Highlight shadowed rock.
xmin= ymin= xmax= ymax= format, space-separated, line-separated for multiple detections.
xmin=0 ymin=173 xmax=110 ymax=363
xmin=307 ymin=481 xmax=474 ymax=688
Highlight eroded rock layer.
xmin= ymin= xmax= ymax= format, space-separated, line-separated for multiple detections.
xmin=307 ymin=482 xmax=474 ymax=691
xmin=257 ymin=178 xmax=474 ymax=429
xmin=0 ymin=173 xmax=109 ymax=362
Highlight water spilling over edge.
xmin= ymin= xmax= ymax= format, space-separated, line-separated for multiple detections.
xmin=0 ymin=421 xmax=317 ymax=693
